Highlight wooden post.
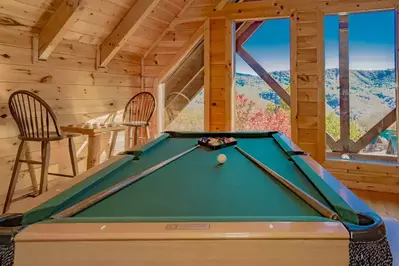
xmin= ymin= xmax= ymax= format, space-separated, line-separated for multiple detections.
xmin=157 ymin=83 xmax=165 ymax=135
xmin=291 ymin=9 xmax=325 ymax=162
xmin=290 ymin=12 xmax=298 ymax=143
xmin=204 ymin=20 xmax=211 ymax=131
xmin=339 ymin=15 xmax=350 ymax=152
xmin=204 ymin=19 xmax=235 ymax=132
xmin=316 ymin=9 xmax=326 ymax=163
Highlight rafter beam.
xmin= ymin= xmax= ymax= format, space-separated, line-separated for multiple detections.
xmin=236 ymin=21 xmax=264 ymax=47
xmin=215 ymin=0 xmax=231 ymax=10
xmin=158 ymin=23 xmax=204 ymax=82
xmin=99 ymin=0 xmax=160 ymax=67
xmin=351 ymin=109 xmax=396 ymax=153
xmin=143 ymin=0 xmax=195 ymax=59
xmin=38 ymin=0 xmax=85 ymax=60
xmin=237 ymin=47 xmax=291 ymax=106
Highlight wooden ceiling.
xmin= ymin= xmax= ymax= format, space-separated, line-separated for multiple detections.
xmin=0 ymin=0 xmax=229 ymax=76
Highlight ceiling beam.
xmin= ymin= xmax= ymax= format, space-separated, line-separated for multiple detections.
xmin=143 ymin=0 xmax=195 ymax=59
xmin=38 ymin=0 xmax=85 ymax=60
xmin=99 ymin=0 xmax=160 ymax=68
xmin=174 ymin=0 xmax=233 ymax=25
xmin=177 ymin=0 xmax=398 ymax=22
xmin=215 ymin=0 xmax=231 ymax=10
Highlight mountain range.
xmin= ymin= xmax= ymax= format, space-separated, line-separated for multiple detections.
xmin=235 ymin=69 xmax=396 ymax=130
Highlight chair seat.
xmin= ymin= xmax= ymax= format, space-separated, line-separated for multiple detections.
xmin=19 ymin=131 xmax=81 ymax=141
xmin=123 ymin=121 xmax=149 ymax=127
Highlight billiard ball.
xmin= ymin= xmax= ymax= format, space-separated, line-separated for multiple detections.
xmin=217 ymin=154 xmax=227 ymax=164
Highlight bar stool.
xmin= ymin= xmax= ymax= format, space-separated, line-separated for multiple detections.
xmin=123 ymin=92 xmax=156 ymax=149
xmin=3 ymin=90 xmax=80 ymax=213
xmin=108 ymin=92 xmax=156 ymax=153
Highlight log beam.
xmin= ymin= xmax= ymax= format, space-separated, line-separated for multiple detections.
xmin=236 ymin=47 xmax=291 ymax=106
xmin=236 ymin=21 xmax=264 ymax=48
xmin=176 ymin=0 xmax=398 ymax=22
xmin=339 ymin=15 xmax=350 ymax=151
xmin=99 ymin=0 xmax=160 ymax=67
xmin=351 ymin=109 xmax=397 ymax=153
xmin=38 ymin=0 xmax=85 ymax=60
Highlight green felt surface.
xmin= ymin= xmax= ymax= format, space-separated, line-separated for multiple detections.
xmin=23 ymin=134 xmax=358 ymax=224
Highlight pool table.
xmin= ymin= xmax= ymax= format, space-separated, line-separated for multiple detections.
xmin=0 ymin=132 xmax=393 ymax=266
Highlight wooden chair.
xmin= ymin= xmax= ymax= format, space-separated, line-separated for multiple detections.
xmin=121 ymin=92 xmax=156 ymax=150
xmin=3 ymin=90 xmax=80 ymax=213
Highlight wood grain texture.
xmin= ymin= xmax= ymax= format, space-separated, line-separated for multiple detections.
xmin=99 ymin=0 xmax=161 ymax=67
xmin=38 ymin=0 xmax=85 ymax=60
xmin=14 ymin=238 xmax=349 ymax=266
xmin=0 ymin=23 xmax=155 ymax=203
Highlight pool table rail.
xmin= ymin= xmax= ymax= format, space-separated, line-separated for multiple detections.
xmin=296 ymin=155 xmax=388 ymax=242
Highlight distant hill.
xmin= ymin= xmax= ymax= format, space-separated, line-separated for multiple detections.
xmin=235 ymin=69 xmax=396 ymax=129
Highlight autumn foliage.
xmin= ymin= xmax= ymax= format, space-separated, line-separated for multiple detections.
xmin=235 ymin=93 xmax=290 ymax=136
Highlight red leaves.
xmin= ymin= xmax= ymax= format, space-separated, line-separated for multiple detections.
xmin=236 ymin=93 xmax=290 ymax=136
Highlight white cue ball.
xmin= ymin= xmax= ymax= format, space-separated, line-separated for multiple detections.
xmin=217 ymin=154 xmax=227 ymax=164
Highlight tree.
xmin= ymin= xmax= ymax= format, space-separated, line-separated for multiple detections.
xmin=236 ymin=93 xmax=290 ymax=136
xmin=325 ymin=111 xmax=365 ymax=141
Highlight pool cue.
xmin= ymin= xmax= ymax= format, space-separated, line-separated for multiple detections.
xmin=235 ymin=146 xmax=339 ymax=221
xmin=52 ymin=145 xmax=200 ymax=219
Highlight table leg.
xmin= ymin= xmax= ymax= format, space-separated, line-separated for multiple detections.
xmin=124 ymin=127 xmax=131 ymax=150
xmin=87 ymin=134 xmax=101 ymax=169
xmin=108 ymin=131 xmax=118 ymax=159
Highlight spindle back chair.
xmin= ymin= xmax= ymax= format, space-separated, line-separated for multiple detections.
xmin=122 ymin=92 xmax=156 ymax=148
xmin=3 ymin=91 xmax=80 ymax=213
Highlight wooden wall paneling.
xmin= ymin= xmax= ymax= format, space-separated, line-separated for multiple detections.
xmin=323 ymin=160 xmax=399 ymax=194
xmin=38 ymin=0 xmax=85 ymax=60
xmin=0 ymin=27 xmax=143 ymax=202
xmin=99 ymin=0 xmax=161 ymax=67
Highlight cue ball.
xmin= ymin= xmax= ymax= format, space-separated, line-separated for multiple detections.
xmin=217 ymin=154 xmax=227 ymax=164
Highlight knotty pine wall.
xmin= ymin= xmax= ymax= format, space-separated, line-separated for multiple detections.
xmin=0 ymin=26 xmax=157 ymax=205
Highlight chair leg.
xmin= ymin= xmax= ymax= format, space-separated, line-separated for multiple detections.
xmin=145 ymin=125 xmax=151 ymax=141
xmin=68 ymin=137 xmax=79 ymax=176
xmin=3 ymin=140 xmax=27 ymax=214
xmin=25 ymin=143 xmax=38 ymax=195
xmin=133 ymin=127 xmax=139 ymax=146
xmin=108 ymin=131 xmax=118 ymax=159
xmin=124 ymin=127 xmax=131 ymax=150
xmin=39 ymin=141 xmax=51 ymax=194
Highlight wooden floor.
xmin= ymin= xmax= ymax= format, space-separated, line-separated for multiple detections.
xmin=351 ymin=189 xmax=399 ymax=220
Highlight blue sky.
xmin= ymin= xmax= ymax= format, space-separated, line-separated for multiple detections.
xmin=236 ymin=10 xmax=396 ymax=74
